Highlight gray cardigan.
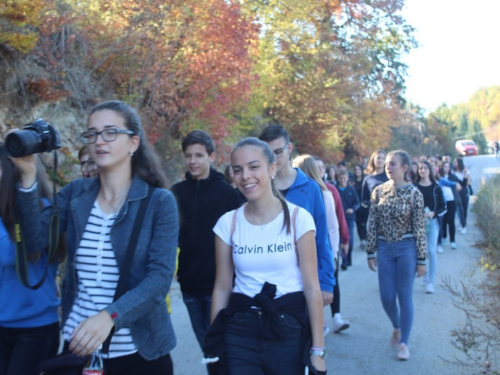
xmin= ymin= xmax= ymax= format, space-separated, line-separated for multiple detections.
xmin=16 ymin=176 xmax=179 ymax=360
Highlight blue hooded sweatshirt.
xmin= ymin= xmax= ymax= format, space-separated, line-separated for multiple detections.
xmin=0 ymin=216 xmax=59 ymax=328
xmin=283 ymin=168 xmax=336 ymax=291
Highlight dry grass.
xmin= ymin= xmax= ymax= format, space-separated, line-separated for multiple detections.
xmin=443 ymin=175 xmax=500 ymax=374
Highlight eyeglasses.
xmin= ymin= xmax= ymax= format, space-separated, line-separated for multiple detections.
xmin=80 ymin=128 xmax=134 ymax=144
xmin=80 ymin=159 xmax=95 ymax=172
xmin=273 ymin=142 xmax=289 ymax=159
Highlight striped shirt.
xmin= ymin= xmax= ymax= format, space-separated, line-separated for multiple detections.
xmin=63 ymin=201 xmax=137 ymax=358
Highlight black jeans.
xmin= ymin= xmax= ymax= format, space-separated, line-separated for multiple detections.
xmin=458 ymin=190 xmax=469 ymax=227
xmin=62 ymin=341 xmax=173 ymax=375
xmin=0 ymin=322 xmax=59 ymax=375
xmin=442 ymin=200 xmax=457 ymax=242
xmin=330 ymin=257 xmax=341 ymax=316
xmin=105 ymin=352 xmax=173 ymax=375
xmin=355 ymin=206 xmax=369 ymax=241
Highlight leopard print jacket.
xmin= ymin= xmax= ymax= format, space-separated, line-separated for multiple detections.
xmin=366 ymin=181 xmax=427 ymax=264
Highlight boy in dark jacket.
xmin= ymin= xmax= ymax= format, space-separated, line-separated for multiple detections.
xmin=171 ymin=130 xmax=240 ymax=354
xmin=337 ymin=170 xmax=360 ymax=270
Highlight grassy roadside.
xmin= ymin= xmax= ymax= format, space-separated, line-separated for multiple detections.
xmin=448 ymin=174 xmax=500 ymax=374
xmin=473 ymin=174 xmax=500 ymax=279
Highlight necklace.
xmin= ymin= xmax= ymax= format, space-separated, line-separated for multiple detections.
xmin=99 ymin=191 xmax=130 ymax=215
xmin=247 ymin=199 xmax=281 ymax=230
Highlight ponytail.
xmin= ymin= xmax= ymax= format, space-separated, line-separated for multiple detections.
xmin=271 ymin=180 xmax=291 ymax=234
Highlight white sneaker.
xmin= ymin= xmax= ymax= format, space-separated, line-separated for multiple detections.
xmin=397 ymin=343 xmax=410 ymax=360
xmin=426 ymin=283 xmax=435 ymax=294
xmin=437 ymin=245 xmax=444 ymax=253
xmin=460 ymin=227 xmax=467 ymax=234
xmin=332 ymin=313 xmax=350 ymax=333
xmin=451 ymin=242 xmax=457 ymax=249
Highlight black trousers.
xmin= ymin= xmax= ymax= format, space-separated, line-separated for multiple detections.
xmin=62 ymin=341 xmax=173 ymax=375
xmin=442 ymin=200 xmax=457 ymax=243
xmin=355 ymin=206 xmax=369 ymax=241
xmin=330 ymin=258 xmax=341 ymax=316
xmin=0 ymin=322 xmax=59 ymax=375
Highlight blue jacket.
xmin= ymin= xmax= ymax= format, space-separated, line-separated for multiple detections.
xmin=0 ymin=217 xmax=59 ymax=328
xmin=16 ymin=176 xmax=179 ymax=360
xmin=284 ymin=168 xmax=335 ymax=291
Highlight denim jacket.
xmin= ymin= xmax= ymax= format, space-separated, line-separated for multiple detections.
xmin=16 ymin=176 xmax=179 ymax=360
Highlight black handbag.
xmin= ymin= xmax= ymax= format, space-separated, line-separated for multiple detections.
xmin=39 ymin=186 xmax=154 ymax=375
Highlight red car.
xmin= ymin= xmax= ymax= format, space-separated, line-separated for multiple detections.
xmin=455 ymin=140 xmax=478 ymax=156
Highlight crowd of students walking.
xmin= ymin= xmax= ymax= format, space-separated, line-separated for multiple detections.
xmin=0 ymin=101 xmax=472 ymax=375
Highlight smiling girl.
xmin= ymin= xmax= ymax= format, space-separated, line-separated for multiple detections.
xmin=208 ymin=137 xmax=326 ymax=374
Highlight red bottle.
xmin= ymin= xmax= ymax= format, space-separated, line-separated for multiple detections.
xmin=82 ymin=350 xmax=104 ymax=375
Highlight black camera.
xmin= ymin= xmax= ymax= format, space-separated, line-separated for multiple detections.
xmin=5 ymin=119 xmax=61 ymax=157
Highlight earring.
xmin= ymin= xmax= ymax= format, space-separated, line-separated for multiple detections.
xmin=130 ymin=152 xmax=134 ymax=156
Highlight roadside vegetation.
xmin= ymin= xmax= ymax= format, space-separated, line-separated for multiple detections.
xmin=443 ymin=175 xmax=500 ymax=374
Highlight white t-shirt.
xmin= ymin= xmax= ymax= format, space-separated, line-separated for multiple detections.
xmin=213 ymin=202 xmax=316 ymax=298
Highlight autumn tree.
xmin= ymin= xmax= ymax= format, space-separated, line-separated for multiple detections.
xmin=238 ymin=0 xmax=417 ymax=162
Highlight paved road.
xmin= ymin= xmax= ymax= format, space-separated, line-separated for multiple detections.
xmin=168 ymin=155 xmax=500 ymax=375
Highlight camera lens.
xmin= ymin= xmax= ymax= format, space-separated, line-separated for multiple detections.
xmin=5 ymin=131 xmax=40 ymax=158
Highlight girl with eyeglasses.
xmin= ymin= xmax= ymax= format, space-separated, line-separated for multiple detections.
xmin=11 ymin=101 xmax=179 ymax=375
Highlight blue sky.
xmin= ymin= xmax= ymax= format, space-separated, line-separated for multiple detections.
xmin=401 ymin=0 xmax=500 ymax=111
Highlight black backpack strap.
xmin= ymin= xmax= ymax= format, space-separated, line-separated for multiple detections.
xmin=101 ymin=185 xmax=154 ymax=355
xmin=15 ymin=204 xmax=60 ymax=290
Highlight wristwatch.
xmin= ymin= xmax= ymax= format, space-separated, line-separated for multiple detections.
xmin=310 ymin=347 xmax=327 ymax=359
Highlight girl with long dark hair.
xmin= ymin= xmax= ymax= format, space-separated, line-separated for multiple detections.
xmin=361 ymin=149 xmax=388 ymax=208
xmin=0 ymin=145 xmax=63 ymax=375
xmin=366 ymin=150 xmax=426 ymax=361
xmin=326 ymin=165 xmax=338 ymax=185
xmin=438 ymin=161 xmax=461 ymax=250
xmin=12 ymin=101 xmax=179 ymax=375
xmin=209 ymin=138 xmax=326 ymax=374
xmin=453 ymin=158 xmax=471 ymax=234
xmin=414 ymin=161 xmax=446 ymax=293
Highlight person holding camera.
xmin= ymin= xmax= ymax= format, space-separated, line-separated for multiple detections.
xmin=0 ymin=145 xmax=63 ymax=375
xmin=11 ymin=101 xmax=179 ymax=375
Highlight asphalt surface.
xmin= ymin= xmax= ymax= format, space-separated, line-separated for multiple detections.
xmin=168 ymin=155 xmax=500 ymax=375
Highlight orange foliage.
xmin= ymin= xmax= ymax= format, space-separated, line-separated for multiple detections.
xmin=27 ymin=78 xmax=70 ymax=102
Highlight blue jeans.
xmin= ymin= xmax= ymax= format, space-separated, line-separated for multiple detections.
xmin=377 ymin=238 xmax=417 ymax=346
xmin=426 ymin=218 xmax=439 ymax=284
xmin=182 ymin=292 xmax=212 ymax=350
xmin=225 ymin=310 xmax=305 ymax=375
xmin=0 ymin=322 xmax=59 ymax=375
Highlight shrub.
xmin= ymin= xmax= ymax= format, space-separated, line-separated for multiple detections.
xmin=443 ymin=174 xmax=500 ymax=374
xmin=473 ymin=174 xmax=500 ymax=269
